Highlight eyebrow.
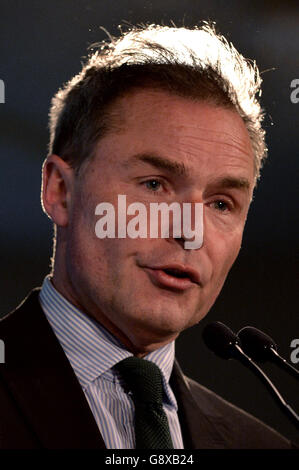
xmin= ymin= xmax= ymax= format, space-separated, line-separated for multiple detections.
xmin=122 ymin=152 xmax=251 ymax=191
xmin=122 ymin=153 xmax=189 ymax=177
xmin=210 ymin=176 xmax=251 ymax=192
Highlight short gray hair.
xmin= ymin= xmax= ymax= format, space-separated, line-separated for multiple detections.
xmin=49 ymin=23 xmax=267 ymax=182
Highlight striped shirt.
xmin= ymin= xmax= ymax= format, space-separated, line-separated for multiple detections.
xmin=39 ymin=276 xmax=184 ymax=449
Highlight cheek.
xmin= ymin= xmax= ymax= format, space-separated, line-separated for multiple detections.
xmin=211 ymin=230 xmax=242 ymax=285
xmin=66 ymin=194 xmax=105 ymax=275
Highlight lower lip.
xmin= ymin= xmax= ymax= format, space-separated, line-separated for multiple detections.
xmin=144 ymin=268 xmax=195 ymax=291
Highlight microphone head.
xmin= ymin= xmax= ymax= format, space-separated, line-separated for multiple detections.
xmin=202 ymin=321 xmax=240 ymax=360
xmin=237 ymin=326 xmax=277 ymax=362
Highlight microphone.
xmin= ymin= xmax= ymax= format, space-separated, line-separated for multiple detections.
xmin=238 ymin=326 xmax=299 ymax=380
xmin=202 ymin=321 xmax=243 ymax=360
xmin=202 ymin=321 xmax=299 ymax=429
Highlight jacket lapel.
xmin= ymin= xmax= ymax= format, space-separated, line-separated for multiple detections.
xmin=1 ymin=289 xmax=106 ymax=449
xmin=1 ymin=288 xmax=228 ymax=449
xmin=170 ymin=360 xmax=228 ymax=449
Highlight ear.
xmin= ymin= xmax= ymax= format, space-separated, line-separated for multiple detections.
xmin=41 ymin=154 xmax=75 ymax=227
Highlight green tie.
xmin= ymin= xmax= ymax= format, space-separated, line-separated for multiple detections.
xmin=115 ymin=356 xmax=174 ymax=449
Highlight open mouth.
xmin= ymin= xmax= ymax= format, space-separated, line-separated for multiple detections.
xmin=163 ymin=268 xmax=192 ymax=279
xmin=143 ymin=265 xmax=200 ymax=291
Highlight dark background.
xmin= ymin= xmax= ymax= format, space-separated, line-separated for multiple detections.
xmin=0 ymin=0 xmax=298 ymax=444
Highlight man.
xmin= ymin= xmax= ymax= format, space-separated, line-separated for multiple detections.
xmin=0 ymin=24 xmax=295 ymax=449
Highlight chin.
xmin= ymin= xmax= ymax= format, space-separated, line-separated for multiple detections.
xmin=135 ymin=305 xmax=196 ymax=337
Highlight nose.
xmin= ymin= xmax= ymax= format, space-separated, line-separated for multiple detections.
xmin=166 ymin=199 xmax=204 ymax=251
xmin=172 ymin=235 xmax=186 ymax=249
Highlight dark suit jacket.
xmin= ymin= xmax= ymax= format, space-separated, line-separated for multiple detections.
xmin=0 ymin=288 xmax=295 ymax=449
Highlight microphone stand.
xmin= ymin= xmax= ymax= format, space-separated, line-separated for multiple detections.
xmin=269 ymin=348 xmax=299 ymax=380
xmin=233 ymin=344 xmax=299 ymax=430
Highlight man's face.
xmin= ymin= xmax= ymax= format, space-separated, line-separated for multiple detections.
xmin=58 ymin=89 xmax=255 ymax=354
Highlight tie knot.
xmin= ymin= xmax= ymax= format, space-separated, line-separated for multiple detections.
xmin=115 ymin=357 xmax=164 ymax=404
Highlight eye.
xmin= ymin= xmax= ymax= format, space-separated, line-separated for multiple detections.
xmin=143 ymin=179 xmax=163 ymax=192
xmin=210 ymin=200 xmax=231 ymax=212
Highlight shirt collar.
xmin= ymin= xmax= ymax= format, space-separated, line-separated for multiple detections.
xmin=39 ymin=276 xmax=177 ymax=407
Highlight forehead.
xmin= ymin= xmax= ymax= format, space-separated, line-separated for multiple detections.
xmin=110 ymin=88 xmax=250 ymax=138
xmin=92 ymin=88 xmax=255 ymax=184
